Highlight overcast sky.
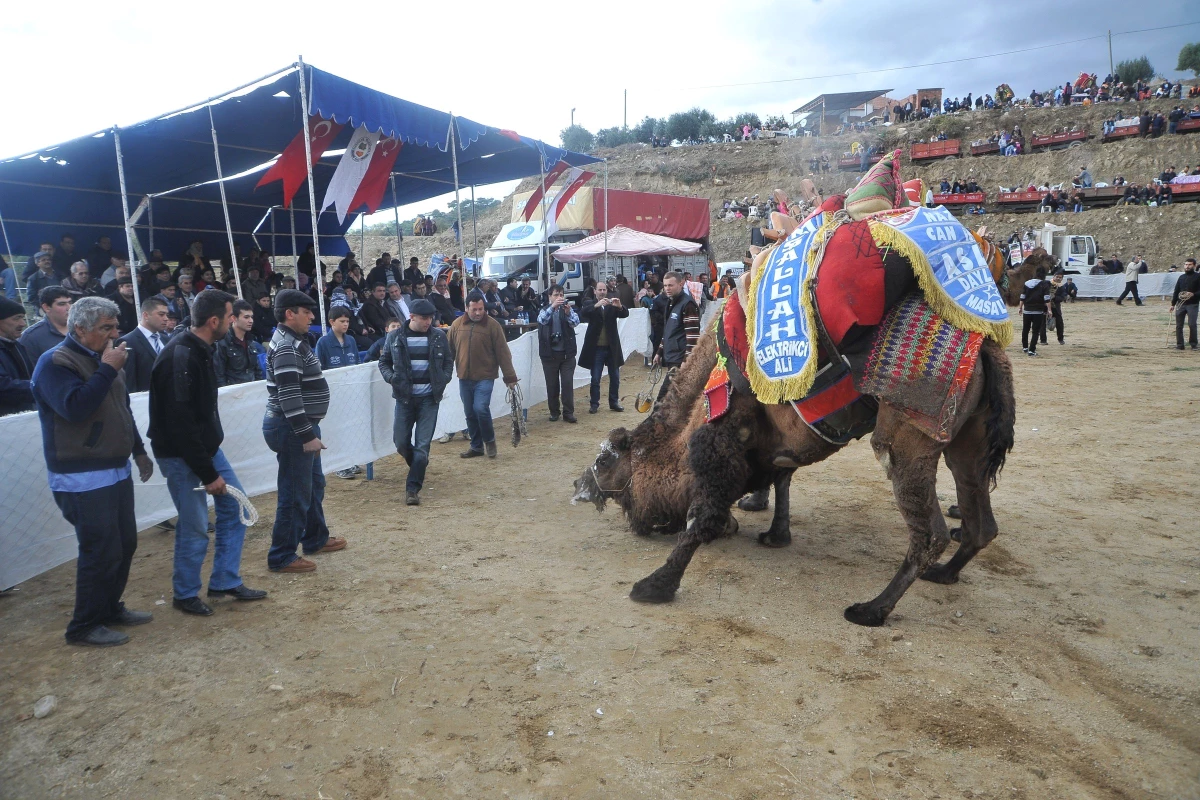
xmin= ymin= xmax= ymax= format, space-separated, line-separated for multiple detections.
xmin=2 ymin=1 xmax=1197 ymax=226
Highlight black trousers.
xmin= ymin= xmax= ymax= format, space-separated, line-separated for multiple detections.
xmin=1041 ymin=303 xmax=1065 ymax=343
xmin=1117 ymin=281 xmax=1142 ymax=304
xmin=1021 ymin=314 xmax=1045 ymax=352
xmin=541 ymin=353 xmax=576 ymax=416
xmin=1177 ymin=304 xmax=1198 ymax=348
xmin=53 ymin=476 xmax=138 ymax=640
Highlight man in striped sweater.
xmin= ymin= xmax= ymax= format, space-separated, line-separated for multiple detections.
xmin=262 ymin=290 xmax=347 ymax=574
xmin=653 ymin=272 xmax=702 ymax=400
xmin=378 ymin=299 xmax=453 ymax=505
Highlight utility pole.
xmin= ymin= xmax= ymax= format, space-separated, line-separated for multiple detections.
xmin=624 ymin=89 xmax=627 ymax=129
xmin=1108 ymin=30 xmax=1114 ymax=78
xmin=571 ymin=108 xmax=576 ymax=128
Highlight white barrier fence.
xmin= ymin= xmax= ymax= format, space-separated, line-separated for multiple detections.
xmin=1069 ymin=272 xmax=1179 ymax=298
xmin=0 ymin=310 xmax=651 ymax=589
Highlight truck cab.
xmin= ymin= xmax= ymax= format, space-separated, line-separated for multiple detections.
xmin=481 ymin=222 xmax=590 ymax=299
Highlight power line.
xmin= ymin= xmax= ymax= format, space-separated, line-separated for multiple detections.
xmin=683 ymin=20 xmax=1200 ymax=91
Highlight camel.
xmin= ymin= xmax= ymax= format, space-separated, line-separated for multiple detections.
xmin=573 ymin=304 xmax=1016 ymax=628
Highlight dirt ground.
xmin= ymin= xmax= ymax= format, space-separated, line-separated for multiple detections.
xmin=2 ymin=301 xmax=1199 ymax=799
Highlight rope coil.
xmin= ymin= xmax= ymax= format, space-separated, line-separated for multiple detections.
xmin=506 ymin=382 xmax=527 ymax=447
xmin=193 ymin=485 xmax=260 ymax=526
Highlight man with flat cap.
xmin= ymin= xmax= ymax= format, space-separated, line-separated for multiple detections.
xmin=377 ymin=298 xmax=453 ymax=505
xmin=263 ymin=289 xmax=346 ymax=574
xmin=0 ymin=297 xmax=35 ymax=416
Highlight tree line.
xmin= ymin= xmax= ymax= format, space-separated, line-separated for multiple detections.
xmin=561 ymin=108 xmax=791 ymax=152
xmin=359 ymin=197 xmax=501 ymax=238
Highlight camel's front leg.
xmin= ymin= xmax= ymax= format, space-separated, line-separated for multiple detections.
xmin=757 ymin=468 xmax=795 ymax=548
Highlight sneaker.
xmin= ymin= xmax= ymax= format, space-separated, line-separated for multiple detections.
xmin=438 ymin=432 xmax=455 ymax=444
xmin=350 ymin=464 xmax=364 ymax=474
xmin=1027 ymin=350 xmax=1038 ymax=357
xmin=335 ymin=468 xmax=357 ymax=480
xmin=406 ymin=492 xmax=420 ymax=506
xmin=485 ymin=440 xmax=497 ymax=459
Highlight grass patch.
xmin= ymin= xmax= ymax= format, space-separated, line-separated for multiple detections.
xmin=1090 ymin=349 xmax=1129 ymax=358
xmin=1168 ymin=365 xmax=1200 ymax=372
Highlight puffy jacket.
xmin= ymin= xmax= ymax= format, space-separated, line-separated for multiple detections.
xmin=378 ymin=322 xmax=453 ymax=402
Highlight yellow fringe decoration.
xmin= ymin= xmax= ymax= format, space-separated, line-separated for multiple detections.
xmin=868 ymin=220 xmax=1014 ymax=348
xmin=743 ymin=215 xmax=841 ymax=404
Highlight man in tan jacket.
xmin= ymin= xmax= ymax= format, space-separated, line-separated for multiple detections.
xmin=447 ymin=290 xmax=518 ymax=459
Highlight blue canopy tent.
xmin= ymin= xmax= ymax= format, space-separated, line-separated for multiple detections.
xmin=0 ymin=61 xmax=600 ymax=327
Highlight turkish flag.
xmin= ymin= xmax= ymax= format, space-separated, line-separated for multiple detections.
xmin=520 ymin=160 xmax=569 ymax=222
xmin=348 ymin=137 xmax=402 ymax=214
xmin=256 ymin=116 xmax=344 ymax=208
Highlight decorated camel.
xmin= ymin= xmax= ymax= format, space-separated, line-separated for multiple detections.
xmin=574 ymin=152 xmax=1017 ymax=627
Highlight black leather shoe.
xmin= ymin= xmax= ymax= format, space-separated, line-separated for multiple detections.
xmin=589 ymin=405 xmax=599 ymax=414
xmin=609 ymin=403 xmax=624 ymax=412
xmin=460 ymin=448 xmax=485 ymax=459
xmin=563 ymin=413 xmax=577 ymax=423
xmin=549 ymin=413 xmax=560 ymax=422
xmin=173 ymin=596 xmax=214 ymax=616
xmin=207 ymin=585 xmax=267 ymax=602
xmin=109 ymin=609 xmax=153 ymax=626
xmin=406 ymin=492 xmax=420 ymax=506
xmin=67 ymin=626 xmax=129 ymax=647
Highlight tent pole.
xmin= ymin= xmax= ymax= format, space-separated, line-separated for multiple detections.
xmin=603 ymin=159 xmax=609 ymax=279
xmin=390 ymin=174 xmax=403 ymax=270
xmin=289 ymin=207 xmax=298 ymax=280
xmin=470 ymin=184 xmax=478 ymax=263
xmin=538 ymin=158 xmax=549 ymax=293
xmin=0 ymin=208 xmax=21 ymax=306
xmin=147 ymin=197 xmax=154 ymax=253
xmin=448 ymin=116 xmax=465 ymax=281
xmin=297 ymin=56 xmax=327 ymax=334
xmin=270 ymin=208 xmax=276 ymax=276
xmin=113 ymin=128 xmax=142 ymax=315
xmin=208 ymin=106 xmax=243 ymax=300
xmin=360 ymin=212 xmax=365 ymax=264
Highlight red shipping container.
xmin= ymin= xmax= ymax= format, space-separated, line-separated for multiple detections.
xmin=592 ymin=189 xmax=711 ymax=241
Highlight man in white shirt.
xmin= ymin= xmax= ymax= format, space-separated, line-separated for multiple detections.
xmin=118 ymin=296 xmax=171 ymax=393
xmin=1117 ymin=255 xmax=1145 ymax=306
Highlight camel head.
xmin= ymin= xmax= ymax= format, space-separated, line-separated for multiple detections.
xmin=572 ymin=428 xmax=634 ymax=513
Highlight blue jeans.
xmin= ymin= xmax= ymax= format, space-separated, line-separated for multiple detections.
xmin=393 ymin=394 xmax=440 ymax=492
xmin=590 ymin=347 xmax=619 ymax=408
xmin=53 ymin=476 xmax=137 ymax=640
xmin=158 ymin=449 xmax=247 ymax=599
xmin=458 ymin=379 xmax=495 ymax=452
xmin=263 ymin=416 xmax=330 ymax=569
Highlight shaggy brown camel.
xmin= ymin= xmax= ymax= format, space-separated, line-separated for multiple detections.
xmin=573 ymin=322 xmax=1016 ymax=627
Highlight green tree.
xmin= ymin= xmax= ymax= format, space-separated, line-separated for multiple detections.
xmin=632 ymin=116 xmax=659 ymax=143
xmin=1114 ymin=55 xmax=1154 ymax=82
xmin=560 ymin=124 xmax=595 ymax=152
xmin=1178 ymin=42 xmax=1200 ymax=77
xmin=595 ymin=126 xmax=635 ymax=148
xmin=665 ymin=107 xmax=715 ymax=142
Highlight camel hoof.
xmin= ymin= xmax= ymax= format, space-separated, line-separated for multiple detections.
xmin=947 ymin=504 xmax=962 ymax=520
xmin=757 ymin=528 xmax=792 ymax=548
xmin=844 ymin=602 xmax=889 ymax=627
xmin=920 ymin=563 xmax=961 ymax=584
xmin=737 ymin=493 xmax=769 ymax=512
xmin=630 ymin=577 xmax=678 ymax=604
xmin=719 ymin=516 xmax=740 ymax=538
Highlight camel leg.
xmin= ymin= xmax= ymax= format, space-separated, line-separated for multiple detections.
xmin=631 ymin=423 xmax=749 ymax=604
xmin=845 ymin=414 xmax=949 ymax=627
xmin=737 ymin=488 xmax=770 ymax=512
xmin=922 ymin=414 xmax=999 ymax=584
xmin=757 ymin=468 xmax=795 ymax=548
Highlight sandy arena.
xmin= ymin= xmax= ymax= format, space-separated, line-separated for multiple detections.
xmin=2 ymin=301 xmax=1198 ymax=799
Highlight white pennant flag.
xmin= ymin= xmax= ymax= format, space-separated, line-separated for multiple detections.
xmin=321 ymin=125 xmax=380 ymax=223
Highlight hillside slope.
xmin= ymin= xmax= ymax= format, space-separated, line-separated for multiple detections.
xmin=353 ymin=98 xmax=1200 ymax=271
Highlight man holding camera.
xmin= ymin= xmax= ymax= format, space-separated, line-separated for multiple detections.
xmin=537 ymin=285 xmax=579 ymax=423
xmin=579 ymin=281 xmax=627 ymax=414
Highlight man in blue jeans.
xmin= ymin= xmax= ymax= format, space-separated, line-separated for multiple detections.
xmin=377 ymin=299 xmax=453 ymax=504
xmin=263 ymin=290 xmax=346 ymax=573
xmin=446 ymin=291 xmax=518 ymax=459
xmin=32 ymin=296 xmax=157 ymax=646
xmin=149 ymin=290 xmax=267 ymax=616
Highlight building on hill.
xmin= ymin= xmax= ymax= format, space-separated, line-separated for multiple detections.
xmin=891 ymin=88 xmax=944 ymax=115
xmin=791 ymin=90 xmax=894 ymax=134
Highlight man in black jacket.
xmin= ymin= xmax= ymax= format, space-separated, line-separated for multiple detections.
xmin=149 ymin=290 xmax=266 ymax=616
xmin=579 ymin=281 xmax=628 ymax=413
xmin=359 ymin=283 xmax=395 ymax=340
xmin=213 ymin=299 xmax=265 ymax=385
xmin=378 ymin=299 xmax=453 ymax=505
xmin=537 ymin=285 xmax=579 ymax=422
xmin=0 ymin=297 xmax=34 ymax=416
xmin=118 ymin=296 xmax=170 ymax=393
xmin=1019 ymin=267 xmax=1052 ymax=356
xmin=654 ymin=272 xmax=701 ymax=399
xmin=1172 ymin=258 xmax=1200 ymax=350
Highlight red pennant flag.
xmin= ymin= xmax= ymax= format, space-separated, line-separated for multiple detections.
xmin=256 ymin=116 xmax=344 ymax=208
xmin=348 ymin=138 xmax=403 ymax=214
xmin=521 ymin=160 xmax=569 ymax=222
xmin=553 ymin=168 xmax=595 ymax=212
xmin=498 ymin=129 xmax=522 ymax=142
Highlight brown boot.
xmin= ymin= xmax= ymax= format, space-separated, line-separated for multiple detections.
xmin=272 ymin=557 xmax=316 ymax=574
xmin=311 ymin=537 xmax=347 ymax=554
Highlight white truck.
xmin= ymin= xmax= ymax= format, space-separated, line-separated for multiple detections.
xmin=1009 ymin=222 xmax=1098 ymax=273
